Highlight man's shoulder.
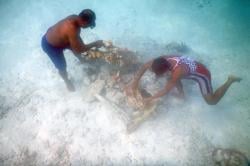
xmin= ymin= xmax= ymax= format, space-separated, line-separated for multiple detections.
xmin=63 ymin=17 xmax=79 ymax=32
xmin=65 ymin=14 xmax=78 ymax=20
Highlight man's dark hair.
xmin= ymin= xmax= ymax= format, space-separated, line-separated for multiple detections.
xmin=79 ymin=9 xmax=96 ymax=28
xmin=152 ymin=57 xmax=171 ymax=75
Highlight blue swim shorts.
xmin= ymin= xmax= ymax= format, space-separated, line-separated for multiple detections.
xmin=41 ymin=35 xmax=66 ymax=71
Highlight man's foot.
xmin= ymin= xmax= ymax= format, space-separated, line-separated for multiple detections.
xmin=65 ymin=80 xmax=75 ymax=92
xmin=228 ymin=75 xmax=242 ymax=83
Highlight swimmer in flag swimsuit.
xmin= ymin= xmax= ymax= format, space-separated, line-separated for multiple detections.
xmin=125 ymin=55 xmax=242 ymax=105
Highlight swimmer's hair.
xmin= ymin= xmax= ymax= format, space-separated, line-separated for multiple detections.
xmin=79 ymin=9 xmax=96 ymax=23
xmin=152 ymin=57 xmax=171 ymax=75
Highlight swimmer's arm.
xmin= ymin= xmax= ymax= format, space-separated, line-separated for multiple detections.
xmin=148 ymin=79 xmax=177 ymax=100
xmin=145 ymin=68 xmax=183 ymax=101
xmin=176 ymin=80 xmax=185 ymax=98
xmin=131 ymin=60 xmax=153 ymax=89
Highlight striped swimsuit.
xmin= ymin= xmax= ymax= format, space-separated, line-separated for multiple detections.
xmin=164 ymin=55 xmax=213 ymax=95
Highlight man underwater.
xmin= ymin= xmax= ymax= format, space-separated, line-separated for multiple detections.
xmin=125 ymin=55 xmax=242 ymax=106
xmin=41 ymin=9 xmax=104 ymax=91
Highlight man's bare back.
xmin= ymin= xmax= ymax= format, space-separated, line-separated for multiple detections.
xmin=46 ymin=15 xmax=79 ymax=49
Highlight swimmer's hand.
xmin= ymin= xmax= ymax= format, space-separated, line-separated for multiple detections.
xmin=124 ymin=84 xmax=136 ymax=97
xmin=172 ymin=91 xmax=185 ymax=100
xmin=142 ymin=97 xmax=154 ymax=108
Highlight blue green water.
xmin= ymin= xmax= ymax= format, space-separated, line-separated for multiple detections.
xmin=0 ymin=0 xmax=249 ymax=165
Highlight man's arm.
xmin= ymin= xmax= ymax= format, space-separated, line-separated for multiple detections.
xmin=68 ymin=29 xmax=103 ymax=55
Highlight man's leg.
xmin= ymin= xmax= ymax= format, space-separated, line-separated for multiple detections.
xmin=59 ymin=70 xmax=75 ymax=92
xmin=204 ymin=75 xmax=241 ymax=105
xmin=41 ymin=36 xmax=76 ymax=92
xmin=53 ymin=52 xmax=75 ymax=92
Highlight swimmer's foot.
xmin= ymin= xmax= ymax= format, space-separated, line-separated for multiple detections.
xmin=65 ymin=80 xmax=75 ymax=92
xmin=228 ymin=75 xmax=242 ymax=83
xmin=112 ymin=72 xmax=121 ymax=82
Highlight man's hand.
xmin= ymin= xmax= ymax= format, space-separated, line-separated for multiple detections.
xmin=94 ymin=40 xmax=104 ymax=48
xmin=76 ymin=55 xmax=86 ymax=64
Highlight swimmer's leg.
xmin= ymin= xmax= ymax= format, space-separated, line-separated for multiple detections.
xmin=204 ymin=75 xmax=241 ymax=105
